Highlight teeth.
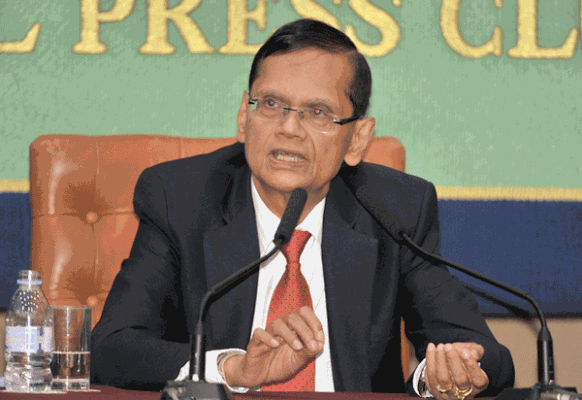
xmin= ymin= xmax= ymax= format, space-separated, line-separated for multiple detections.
xmin=275 ymin=152 xmax=304 ymax=162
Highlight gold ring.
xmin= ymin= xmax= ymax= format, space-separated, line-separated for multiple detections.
xmin=454 ymin=385 xmax=473 ymax=400
xmin=436 ymin=383 xmax=454 ymax=393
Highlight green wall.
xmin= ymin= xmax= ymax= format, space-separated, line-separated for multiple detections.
xmin=1 ymin=0 xmax=581 ymax=188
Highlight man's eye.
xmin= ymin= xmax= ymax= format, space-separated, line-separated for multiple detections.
xmin=310 ymin=108 xmax=327 ymax=118
xmin=263 ymin=98 xmax=278 ymax=108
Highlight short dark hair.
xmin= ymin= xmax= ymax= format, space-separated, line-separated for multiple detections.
xmin=248 ymin=19 xmax=372 ymax=119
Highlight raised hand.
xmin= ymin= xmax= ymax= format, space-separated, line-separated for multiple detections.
xmin=222 ymin=306 xmax=324 ymax=388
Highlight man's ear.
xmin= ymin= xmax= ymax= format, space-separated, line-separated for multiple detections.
xmin=344 ymin=117 xmax=375 ymax=166
xmin=236 ymin=91 xmax=249 ymax=143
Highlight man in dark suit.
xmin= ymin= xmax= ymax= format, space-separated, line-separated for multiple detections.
xmin=91 ymin=19 xmax=514 ymax=397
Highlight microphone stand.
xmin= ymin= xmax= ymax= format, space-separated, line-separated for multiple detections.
xmin=399 ymin=233 xmax=578 ymax=400
xmin=161 ymin=243 xmax=283 ymax=400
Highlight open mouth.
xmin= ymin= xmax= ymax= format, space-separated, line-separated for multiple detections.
xmin=272 ymin=151 xmax=306 ymax=163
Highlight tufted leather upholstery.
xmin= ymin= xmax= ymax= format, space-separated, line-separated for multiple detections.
xmin=28 ymin=133 xmax=407 ymax=368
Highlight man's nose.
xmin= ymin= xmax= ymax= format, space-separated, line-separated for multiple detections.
xmin=278 ymin=108 xmax=307 ymax=138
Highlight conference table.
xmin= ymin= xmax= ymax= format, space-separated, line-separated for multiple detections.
xmin=0 ymin=386 xmax=415 ymax=400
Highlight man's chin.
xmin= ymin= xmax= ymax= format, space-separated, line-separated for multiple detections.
xmin=270 ymin=183 xmax=308 ymax=195
xmin=254 ymin=174 xmax=311 ymax=196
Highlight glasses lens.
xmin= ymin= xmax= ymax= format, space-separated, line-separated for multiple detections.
xmin=253 ymin=98 xmax=282 ymax=118
xmin=303 ymin=109 xmax=335 ymax=133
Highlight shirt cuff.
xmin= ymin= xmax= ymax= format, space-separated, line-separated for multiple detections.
xmin=412 ymin=358 xmax=433 ymax=398
xmin=176 ymin=349 xmax=251 ymax=393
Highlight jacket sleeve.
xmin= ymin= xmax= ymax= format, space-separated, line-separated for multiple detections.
xmin=91 ymin=167 xmax=190 ymax=391
xmin=401 ymin=183 xmax=515 ymax=397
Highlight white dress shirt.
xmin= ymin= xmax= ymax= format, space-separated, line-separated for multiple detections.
xmin=248 ymin=180 xmax=334 ymax=392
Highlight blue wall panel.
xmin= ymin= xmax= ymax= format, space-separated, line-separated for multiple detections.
xmin=0 ymin=193 xmax=30 ymax=308
xmin=439 ymin=200 xmax=582 ymax=317
xmin=2 ymin=193 xmax=581 ymax=316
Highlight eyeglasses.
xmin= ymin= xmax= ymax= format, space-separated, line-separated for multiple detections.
xmin=248 ymin=97 xmax=359 ymax=134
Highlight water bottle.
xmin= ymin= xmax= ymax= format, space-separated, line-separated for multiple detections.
xmin=4 ymin=270 xmax=54 ymax=392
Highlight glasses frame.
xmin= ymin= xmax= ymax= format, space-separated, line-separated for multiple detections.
xmin=248 ymin=97 xmax=360 ymax=133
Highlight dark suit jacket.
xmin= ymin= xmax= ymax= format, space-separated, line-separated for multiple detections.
xmin=91 ymin=143 xmax=514 ymax=394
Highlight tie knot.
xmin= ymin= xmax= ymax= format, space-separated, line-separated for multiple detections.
xmin=281 ymin=229 xmax=311 ymax=265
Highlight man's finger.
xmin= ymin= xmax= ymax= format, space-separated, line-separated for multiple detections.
xmin=266 ymin=318 xmax=304 ymax=351
xmin=426 ymin=343 xmax=454 ymax=400
xmin=460 ymin=349 xmax=489 ymax=390
xmin=297 ymin=306 xmax=325 ymax=342
xmin=458 ymin=343 xmax=484 ymax=361
xmin=251 ymin=327 xmax=280 ymax=348
xmin=435 ymin=344 xmax=455 ymax=393
xmin=246 ymin=328 xmax=281 ymax=359
xmin=285 ymin=312 xmax=321 ymax=352
xmin=444 ymin=343 xmax=471 ymax=390
xmin=425 ymin=343 xmax=439 ymax=398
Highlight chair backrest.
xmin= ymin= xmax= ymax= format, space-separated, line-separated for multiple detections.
xmin=29 ymin=134 xmax=405 ymax=325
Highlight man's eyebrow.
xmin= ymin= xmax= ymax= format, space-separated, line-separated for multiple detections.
xmin=253 ymin=90 xmax=341 ymax=113
xmin=252 ymin=90 xmax=284 ymax=100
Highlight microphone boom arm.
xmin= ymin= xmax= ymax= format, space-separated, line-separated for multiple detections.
xmin=399 ymin=232 xmax=554 ymax=387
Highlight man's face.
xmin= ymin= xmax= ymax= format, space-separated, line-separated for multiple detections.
xmin=237 ymin=47 xmax=373 ymax=205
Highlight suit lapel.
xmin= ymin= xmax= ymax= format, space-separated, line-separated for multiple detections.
xmin=202 ymin=168 xmax=260 ymax=350
xmin=322 ymin=177 xmax=378 ymax=392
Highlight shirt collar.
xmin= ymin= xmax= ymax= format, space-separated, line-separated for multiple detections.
xmin=251 ymin=179 xmax=325 ymax=254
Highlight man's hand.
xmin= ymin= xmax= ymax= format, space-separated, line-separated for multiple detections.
xmin=222 ymin=306 xmax=324 ymax=388
xmin=425 ymin=342 xmax=489 ymax=400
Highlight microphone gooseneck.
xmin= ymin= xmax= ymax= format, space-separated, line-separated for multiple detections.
xmin=398 ymin=232 xmax=555 ymax=386
xmin=161 ymin=188 xmax=308 ymax=400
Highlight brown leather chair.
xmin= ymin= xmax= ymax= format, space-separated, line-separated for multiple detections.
xmin=29 ymin=134 xmax=408 ymax=372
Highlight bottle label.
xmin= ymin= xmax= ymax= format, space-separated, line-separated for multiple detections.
xmin=16 ymin=279 xmax=43 ymax=286
xmin=5 ymin=326 xmax=54 ymax=353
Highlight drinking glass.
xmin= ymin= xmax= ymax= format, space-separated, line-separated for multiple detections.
xmin=50 ymin=306 xmax=91 ymax=391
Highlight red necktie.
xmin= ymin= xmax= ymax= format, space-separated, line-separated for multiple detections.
xmin=262 ymin=229 xmax=315 ymax=392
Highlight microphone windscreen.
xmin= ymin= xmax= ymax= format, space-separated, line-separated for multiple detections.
xmin=274 ymin=188 xmax=308 ymax=245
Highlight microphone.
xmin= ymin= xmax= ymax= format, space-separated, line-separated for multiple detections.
xmin=161 ymin=188 xmax=308 ymax=400
xmin=274 ymin=187 xmax=308 ymax=245
xmin=349 ymin=184 xmax=577 ymax=400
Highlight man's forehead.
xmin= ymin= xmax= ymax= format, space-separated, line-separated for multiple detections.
xmin=253 ymin=47 xmax=352 ymax=83
xmin=251 ymin=48 xmax=354 ymax=110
